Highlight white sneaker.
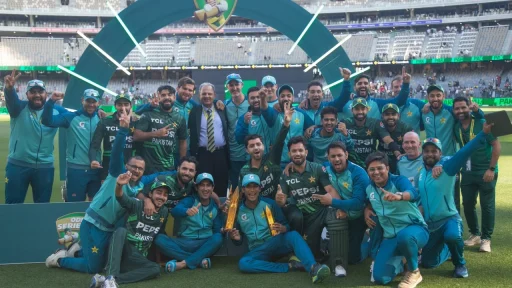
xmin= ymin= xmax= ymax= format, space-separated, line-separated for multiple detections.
xmin=102 ymin=276 xmax=118 ymax=288
xmin=370 ymin=261 xmax=375 ymax=283
xmin=45 ymin=249 xmax=67 ymax=268
xmin=398 ymin=269 xmax=422 ymax=288
xmin=464 ymin=234 xmax=481 ymax=247
xmin=66 ymin=242 xmax=81 ymax=258
xmin=90 ymin=274 xmax=105 ymax=288
xmin=480 ymin=239 xmax=491 ymax=252
xmin=335 ymin=265 xmax=347 ymax=277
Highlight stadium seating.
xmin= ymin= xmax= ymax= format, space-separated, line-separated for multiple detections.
xmin=375 ymin=34 xmax=391 ymax=57
xmin=335 ymin=33 xmax=375 ymax=61
xmin=473 ymin=26 xmax=509 ymax=56
xmin=391 ymin=31 xmax=425 ymax=60
xmin=424 ymin=32 xmax=456 ymax=58
xmin=458 ymin=30 xmax=478 ymax=55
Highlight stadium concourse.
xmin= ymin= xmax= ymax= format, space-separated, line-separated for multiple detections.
xmin=1 ymin=0 xmax=512 ymax=288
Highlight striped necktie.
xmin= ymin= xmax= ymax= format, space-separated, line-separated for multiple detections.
xmin=207 ymin=109 xmax=215 ymax=152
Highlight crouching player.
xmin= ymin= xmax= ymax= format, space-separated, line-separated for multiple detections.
xmin=155 ymin=173 xmax=224 ymax=272
xmin=90 ymin=172 xmax=169 ymax=287
xmin=228 ymin=174 xmax=331 ymax=284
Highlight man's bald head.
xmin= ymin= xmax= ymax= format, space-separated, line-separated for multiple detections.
xmin=402 ymin=131 xmax=421 ymax=158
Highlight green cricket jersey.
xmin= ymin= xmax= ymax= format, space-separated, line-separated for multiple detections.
xmin=343 ymin=117 xmax=390 ymax=165
xmin=143 ymin=172 xmax=194 ymax=209
xmin=377 ymin=121 xmax=413 ymax=173
xmin=238 ymin=125 xmax=289 ymax=199
xmin=135 ymin=107 xmax=188 ymax=173
xmin=280 ymin=161 xmax=331 ymax=215
xmin=116 ymin=193 xmax=168 ymax=256
xmin=454 ymin=117 xmax=498 ymax=176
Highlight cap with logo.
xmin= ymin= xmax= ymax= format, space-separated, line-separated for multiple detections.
xmin=278 ymin=84 xmax=294 ymax=96
xmin=422 ymin=137 xmax=442 ymax=151
xmin=351 ymin=97 xmax=369 ymax=108
xmin=196 ymin=173 xmax=214 ymax=185
xmin=114 ymin=94 xmax=131 ymax=104
xmin=427 ymin=84 xmax=444 ymax=94
xmin=225 ymin=73 xmax=243 ymax=85
xmin=83 ymin=89 xmax=100 ymax=102
xmin=261 ymin=75 xmax=277 ymax=86
xmin=150 ymin=176 xmax=170 ymax=193
xmin=26 ymin=80 xmax=46 ymax=91
xmin=242 ymin=174 xmax=261 ymax=187
xmin=382 ymin=103 xmax=400 ymax=113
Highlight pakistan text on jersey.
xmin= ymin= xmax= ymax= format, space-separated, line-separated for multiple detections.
xmin=133 ymin=233 xmax=155 ymax=242
xmin=297 ymin=197 xmax=317 ymax=205
xmin=354 ymin=147 xmax=374 ymax=154
xmin=151 ymin=138 xmax=176 ymax=146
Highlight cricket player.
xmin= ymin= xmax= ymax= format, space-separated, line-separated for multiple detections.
xmin=261 ymin=75 xmax=279 ymax=106
xmin=313 ymin=141 xmax=369 ymax=265
xmin=155 ymin=173 xmax=223 ymax=272
xmin=365 ymin=152 xmax=429 ymax=288
xmin=42 ymin=88 xmax=102 ymax=202
xmin=134 ymin=85 xmax=188 ymax=174
xmin=228 ymin=174 xmax=331 ymax=283
xmin=388 ymin=75 xmax=426 ymax=134
xmin=235 ymin=87 xmax=272 ymax=154
xmin=3 ymin=70 xmax=67 ymax=203
xmin=238 ymin=101 xmax=292 ymax=198
xmin=297 ymin=81 xmax=347 ymax=125
xmin=453 ymin=97 xmax=501 ymax=252
xmin=417 ymin=121 xmax=494 ymax=279
xmin=337 ymin=67 xmax=411 ymax=119
xmin=58 ymin=228 xmax=79 ymax=246
xmin=90 ymin=172 xmax=168 ymax=287
xmin=377 ymin=104 xmax=414 ymax=174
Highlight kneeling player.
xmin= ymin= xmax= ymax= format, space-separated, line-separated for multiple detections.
xmin=229 ymin=174 xmax=331 ymax=284
xmin=155 ymin=173 xmax=224 ymax=272
xmin=91 ymin=172 xmax=169 ymax=287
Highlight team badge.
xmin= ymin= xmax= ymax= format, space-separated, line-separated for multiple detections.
xmin=193 ymin=0 xmax=237 ymax=31
xmin=241 ymin=213 xmax=248 ymax=221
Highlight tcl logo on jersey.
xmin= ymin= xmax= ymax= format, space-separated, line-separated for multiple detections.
xmin=151 ymin=118 xmax=164 ymax=124
xmin=347 ymin=129 xmax=357 ymax=135
xmin=285 ymin=178 xmax=301 ymax=185
xmin=106 ymin=126 xmax=119 ymax=131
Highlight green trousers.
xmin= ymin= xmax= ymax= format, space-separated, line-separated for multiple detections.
xmin=461 ymin=173 xmax=497 ymax=240
xmin=105 ymin=227 xmax=161 ymax=284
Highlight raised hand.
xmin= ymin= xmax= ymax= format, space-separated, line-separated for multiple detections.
xmin=432 ymin=166 xmax=443 ymax=179
xmin=51 ymin=92 xmax=64 ymax=102
xmin=116 ymin=171 xmax=132 ymax=186
xmin=186 ymin=203 xmax=202 ymax=216
xmin=381 ymin=187 xmax=400 ymax=202
xmin=4 ymin=69 xmax=21 ymax=90
xmin=337 ymin=122 xmax=348 ymax=136
xmin=312 ymin=193 xmax=332 ymax=206
xmin=339 ymin=67 xmax=351 ymax=81
xmin=119 ymin=111 xmax=131 ymax=128
xmin=156 ymin=124 xmax=172 ymax=137
xmin=469 ymin=101 xmax=479 ymax=113
xmin=283 ymin=101 xmax=294 ymax=127
xmin=402 ymin=66 xmax=411 ymax=84
xmin=275 ymin=185 xmax=287 ymax=207
xmin=244 ymin=111 xmax=253 ymax=124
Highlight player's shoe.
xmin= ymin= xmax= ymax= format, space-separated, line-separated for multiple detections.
xmin=165 ymin=260 xmax=177 ymax=273
xmin=398 ymin=269 xmax=422 ymax=288
xmin=370 ymin=261 xmax=375 ymax=283
xmin=310 ymin=263 xmax=330 ymax=284
xmin=454 ymin=265 xmax=469 ymax=278
xmin=334 ymin=265 xmax=347 ymax=277
xmin=201 ymin=258 xmax=211 ymax=269
xmin=90 ymin=274 xmax=105 ymax=288
xmin=480 ymin=239 xmax=491 ymax=252
xmin=102 ymin=276 xmax=118 ymax=288
xmin=45 ymin=249 xmax=67 ymax=268
xmin=464 ymin=234 xmax=481 ymax=247
xmin=66 ymin=241 xmax=81 ymax=258
xmin=288 ymin=256 xmax=305 ymax=272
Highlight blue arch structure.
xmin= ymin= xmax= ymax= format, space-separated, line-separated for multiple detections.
xmin=60 ymin=0 xmax=354 ymax=176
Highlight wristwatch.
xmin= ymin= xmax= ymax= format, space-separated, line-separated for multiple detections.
xmin=489 ymin=167 xmax=496 ymax=172
xmin=396 ymin=192 xmax=404 ymax=200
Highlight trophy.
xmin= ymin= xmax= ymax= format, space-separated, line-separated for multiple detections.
xmin=265 ymin=206 xmax=278 ymax=236
xmin=224 ymin=188 xmax=239 ymax=230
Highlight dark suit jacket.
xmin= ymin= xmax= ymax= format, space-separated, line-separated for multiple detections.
xmin=188 ymin=105 xmax=230 ymax=168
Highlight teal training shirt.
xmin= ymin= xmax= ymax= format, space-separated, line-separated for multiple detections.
xmin=399 ymin=99 xmax=424 ymax=134
xmin=396 ymin=154 xmax=424 ymax=187
xmin=4 ymin=88 xmax=60 ymax=168
xmin=235 ymin=197 xmax=290 ymax=250
xmin=366 ymin=173 xmax=426 ymax=239
xmin=235 ymin=112 xmax=272 ymax=154
xmin=422 ymin=105 xmax=458 ymax=156
xmin=226 ymin=98 xmax=250 ymax=161
xmin=326 ymin=161 xmax=369 ymax=219
xmin=171 ymin=195 xmax=223 ymax=239
xmin=308 ymin=128 xmax=354 ymax=164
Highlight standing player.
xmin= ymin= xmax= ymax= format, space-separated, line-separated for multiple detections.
xmin=388 ymin=75 xmax=425 ymax=134
xmin=262 ymin=75 xmax=279 ymax=106
xmin=377 ymin=104 xmax=413 ymax=174
xmin=89 ymin=95 xmax=137 ymax=181
xmin=365 ymin=152 xmax=428 ymax=288
xmin=42 ymin=89 xmax=101 ymax=202
xmin=3 ymin=71 xmax=67 ymax=203
xmin=156 ymin=173 xmax=223 ymax=272
xmin=228 ymin=174 xmax=331 ymax=283
xmin=313 ymin=142 xmax=370 ymax=265
xmin=134 ymin=85 xmax=188 ymax=174
xmin=417 ymin=123 xmax=492 ymax=278
xmin=238 ymin=101 xmax=292 ymax=198
xmin=337 ymin=67 xmax=411 ymax=119
xmin=90 ymin=172 xmax=169 ymax=287
xmin=453 ymin=97 xmax=501 ymax=252
xmin=276 ymin=136 xmax=344 ymax=261
xmin=297 ymin=81 xmax=347 ymax=125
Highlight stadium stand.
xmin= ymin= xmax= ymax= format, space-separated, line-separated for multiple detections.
xmin=424 ymin=32 xmax=456 ymax=59
xmin=391 ymin=31 xmax=425 ymax=60
xmin=473 ymin=26 xmax=510 ymax=56
xmin=335 ymin=33 xmax=375 ymax=62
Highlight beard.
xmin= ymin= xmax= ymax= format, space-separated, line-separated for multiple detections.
xmin=28 ymin=98 xmax=47 ymax=110
xmin=160 ymin=101 xmax=173 ymax=111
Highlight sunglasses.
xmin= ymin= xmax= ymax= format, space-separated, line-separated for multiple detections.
xmin=28 ymin=80 xmax=45 ymax=87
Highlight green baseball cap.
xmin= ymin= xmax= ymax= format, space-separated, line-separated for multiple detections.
xmin=150 ymin=179 xmax=170 ymax=193
xmin=382 ymin=103 xmax=400 ymax=113
xmin=422 ymin=137 xmax=442 ymax=151
xmin=242 ymin=174 xmax=261 ymax=187
xmin=26 ymin=80 xmax=46 ymax=91
xmin=278 ymin=84 xmax=294 ymax=96
xmin=83 ymin=89 xmax=100 ymax=102
xmin=196 ymin=173 xmax=214 ymax=185
xmin=114 ymin=94 xmax=131 ymax=104
xmin=351 ymin=97 xmax=369 ymax=109
xmin=427 ymin=84 xmax=444 ymax=94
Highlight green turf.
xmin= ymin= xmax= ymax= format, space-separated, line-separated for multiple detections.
xmin=0 ymin=111 xmax=512 ymax=287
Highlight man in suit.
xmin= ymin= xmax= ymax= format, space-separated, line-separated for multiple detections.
xmin=189 ymin=82 xmax=230 ymax=197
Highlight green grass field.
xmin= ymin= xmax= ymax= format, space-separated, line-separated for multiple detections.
xmin=0 ymin=110 xmax=511 ymax=287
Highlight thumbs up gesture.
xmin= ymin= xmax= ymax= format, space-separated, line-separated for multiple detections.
xmin=275 ymin=185 xmax=287 ymax=207
xmin=187 ymin=203 xmax=202 ymax=216
xmin=381 ymin=188 xmax=400 ymax=202
xmin=312 ymin=193 xmax=332 ymax=206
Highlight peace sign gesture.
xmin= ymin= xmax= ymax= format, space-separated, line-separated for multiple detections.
xmin=4 ymin=69 xmax=21 ymax=90
xmin=402 ymin=66 xmax=411 ymax=84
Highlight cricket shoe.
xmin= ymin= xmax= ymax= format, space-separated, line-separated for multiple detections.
xmin=66 ymin=241 xmax=81 ymax=258
xmin=90 ymin=274 xmax=106 ymax=288
xmin=310 ymin=263 xmax=330 ymax=284
xmin=288 ymin=256 xmax=305 ymax=272
xmin=454 ymin=265 xmax=469 ymax=278
xmin=398 ymin=269 xmax=422 ymax=288
xmin=480 ymin=239 xmax=491 ymax=252
xmin=335 ymin=265 xmax=347 ymax=277
xmin=464 ymin=234 xmax=481 ymax=247
xmin=102 ymin=276 xmax=118 ymax=288
xmin=45 ymin=249 xmax=67 ymax=268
